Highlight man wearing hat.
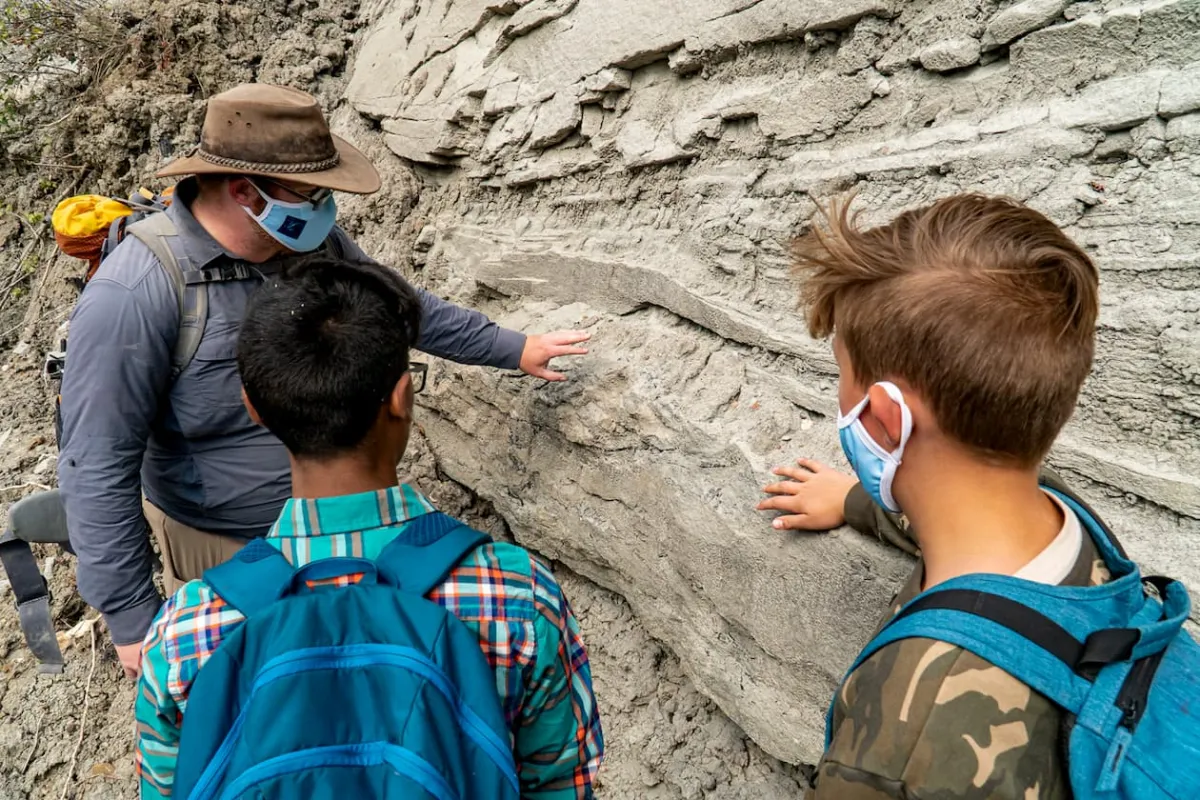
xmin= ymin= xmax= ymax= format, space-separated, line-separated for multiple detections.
xmin=57 ymin=84 xmax=590 ymax=678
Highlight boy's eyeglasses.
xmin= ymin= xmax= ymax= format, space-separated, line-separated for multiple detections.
xmin=253 ymin=176 xmax=334 ymax=208
xmin=409 ymin=362 xmax=427 ymax=394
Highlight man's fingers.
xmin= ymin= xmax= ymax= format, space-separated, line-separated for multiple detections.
xmin=772 ymin=465 xmax=812 ymax=481
xmin=771 ymin=514 xmax=810 ymax=531
xmin=529 ymin=367 xmax=568 ymax=382
xmin=548 ymin=345 xmax=589 ymax=357
xmin=761 ymin=481 xmax=803 ymax=497
xmin=547 ymin=330 xmax=592 ymax=346
xmin=796 ymin=458 xmax=828 ymax=473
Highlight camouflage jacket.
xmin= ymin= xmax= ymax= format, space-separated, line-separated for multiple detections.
xmin=808 ymin=473 xmax=1112 ymax=800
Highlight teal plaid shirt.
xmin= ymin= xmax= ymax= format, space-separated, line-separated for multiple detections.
xmin=135 ymin=484 xmax=603 ymax=798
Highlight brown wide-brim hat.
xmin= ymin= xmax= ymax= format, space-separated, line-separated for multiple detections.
xmin=157 ymin=83 xmax=381 ymax=194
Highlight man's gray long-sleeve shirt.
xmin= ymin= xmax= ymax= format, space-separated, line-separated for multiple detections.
xmin=57 ymin=179 xmax=525 ymax=645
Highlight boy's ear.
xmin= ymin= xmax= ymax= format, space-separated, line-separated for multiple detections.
xmin=241 ymin=387 xmax=264 ymax=426
xmin=866 ymin=383 xmax=905 ymax=449
xmin=387 ymin=372 xmax=413 ymax=420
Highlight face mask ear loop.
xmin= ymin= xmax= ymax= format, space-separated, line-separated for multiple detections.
xmin=837 ymin=394 xmax=871 ymax=430
xmin=242 ymin=182 xmax=276 ymax=225
xmin=875 ymin=382 xmax=912 ymax=462
xmin=875 ymin=381 xmax=913 ymax=513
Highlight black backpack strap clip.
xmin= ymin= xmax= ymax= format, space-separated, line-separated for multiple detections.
xmin=181 ymin=262 xmax=258 ymax=285
xmin=0 ymin=490 xmax=73 ymax=673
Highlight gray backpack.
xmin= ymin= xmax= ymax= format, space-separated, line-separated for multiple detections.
xmin=15 ymin=197 xmax=256 ymax=672
xmin=12 ymin=195 xmax=343 ymax=671
xmin=46 ymin=197 xmax=257 ymax=416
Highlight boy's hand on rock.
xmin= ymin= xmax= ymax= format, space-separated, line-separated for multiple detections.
xmin=520 ymin=330 xmax=591 ymax=381
xmin=757 ymin=458 xmax=857 ymax=531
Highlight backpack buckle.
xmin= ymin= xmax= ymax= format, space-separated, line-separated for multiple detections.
xmin=1078 ymin=627 xmax=1140 ymax=675
xmin=184 ymin=263 xmax=257 ymax=285
xmin=44 ymin=343 xmax=67 ymax=381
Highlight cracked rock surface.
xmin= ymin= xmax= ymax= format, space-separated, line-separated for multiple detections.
xmin=344 ymin=0 xmax=1200 ymax=765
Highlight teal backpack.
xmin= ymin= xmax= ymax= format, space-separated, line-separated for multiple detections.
xmin=173 ymin=511 xmax=520 ymax=800
xmin=832 ymin=487 xmax=1200 ymax=799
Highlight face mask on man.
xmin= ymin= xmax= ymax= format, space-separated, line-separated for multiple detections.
xmin=242 ymin=181 xmax=337 ymax=252
xmin=837 ymin=381 xmax=912 ymax=513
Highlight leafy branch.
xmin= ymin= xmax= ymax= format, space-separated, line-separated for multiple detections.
xmin=0 ymin=0 xmax=125 ymax=87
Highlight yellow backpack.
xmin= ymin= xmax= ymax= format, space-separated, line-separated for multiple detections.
xmin=51 ymin=187 xmax=175 ymax=280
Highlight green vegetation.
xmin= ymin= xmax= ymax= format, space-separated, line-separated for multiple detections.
xmin=0 ymin=1 xmax=120 ymax=75
xmin=0 ymin=1 xmax=124 ymax=145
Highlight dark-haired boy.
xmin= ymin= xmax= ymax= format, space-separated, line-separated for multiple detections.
xmin=760 ymin=194 xmax=1106 ymax=799
xmin=135 ymin=257 xmax=603 ymax=799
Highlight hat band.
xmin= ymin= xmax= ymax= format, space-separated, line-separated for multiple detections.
xmin=197 ymin=147 xmax=340 ymax=174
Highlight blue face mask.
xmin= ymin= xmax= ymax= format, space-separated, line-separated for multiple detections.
xmin=243 ymin=182 xmax=337 ymax=253
xmin=837 ymin=381 xmax=912 ymax=513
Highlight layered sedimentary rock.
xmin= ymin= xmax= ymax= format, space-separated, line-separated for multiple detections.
xmin=346 ymin=0 xmax=1200 ymax=763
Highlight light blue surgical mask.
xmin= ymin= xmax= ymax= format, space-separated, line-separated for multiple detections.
xmin=242 ymin=182 xmax=337 ymax=253
xmin=837 ymin=381 xmax=912 ymax=513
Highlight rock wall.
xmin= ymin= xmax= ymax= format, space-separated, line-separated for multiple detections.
xmin=343 ymin=0 xmax=1200 ymax=765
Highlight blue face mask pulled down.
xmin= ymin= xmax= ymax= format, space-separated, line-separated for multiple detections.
xmin=243 ymin=183 xmax=337 ymax=253
xmin=837 ymin=381 xmax=912 ymax=513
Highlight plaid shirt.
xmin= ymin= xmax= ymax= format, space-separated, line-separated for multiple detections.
xmin=135 ymin=484 xmax=602 ymax=798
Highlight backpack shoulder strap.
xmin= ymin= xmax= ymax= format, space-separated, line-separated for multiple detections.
xmin=375 ymin=511 xmax=491 ymax=596
xmin=824 ymin=586 xmax=1096 ymax=749
xmin=202 ymin=538 xmax=296 ymax=620
xmin=126 ymin=213 xmax=207 ymax=381
xmin=859 ymin=589 xmax=1093 ymax=701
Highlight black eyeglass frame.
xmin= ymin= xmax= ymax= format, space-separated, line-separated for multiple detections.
xmin=252 ymin=176 xmax=334 ymax=209
xmin=409 ymin=362 xmax=428 ymax=394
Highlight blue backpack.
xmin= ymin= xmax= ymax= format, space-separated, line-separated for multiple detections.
xmin=832 ymin=487 xmax=1200 ymax=800
xmin=172 ymin=511 xmax=520 ymax=800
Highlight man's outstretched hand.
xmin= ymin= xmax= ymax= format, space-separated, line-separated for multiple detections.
xmin=757 ymin=458 xmax=858 ymax=531
xmin=115 ymin=641 xmax=142 ymax=680
xmin=520 ymin=330 xmax=591 ymax=381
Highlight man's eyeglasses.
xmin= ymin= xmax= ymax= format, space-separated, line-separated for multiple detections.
xmin=410 ymin=362 xmax=427 ymax=394
xmin=253 ymin=176 xmax=334 ymax=208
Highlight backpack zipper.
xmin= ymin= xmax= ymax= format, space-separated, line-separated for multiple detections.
xmin=1113 ymin=651 xmax=1165 ymax=732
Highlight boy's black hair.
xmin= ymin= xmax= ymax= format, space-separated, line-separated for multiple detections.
xmin=237 ymin=255 xmax=423 ymax=458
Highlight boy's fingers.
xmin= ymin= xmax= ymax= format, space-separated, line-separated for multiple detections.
xmin=772 ymin=466 xmax=812 ymax=481
xmin=796 ymin=458 xmax=827 ymax=473
xmin=761 ymin=481 xmax=804 ymax=497
xmin=772 ymin=514 xmax=810 ymax=531
xmin=757 ymin=496 xmax=800 ymax=512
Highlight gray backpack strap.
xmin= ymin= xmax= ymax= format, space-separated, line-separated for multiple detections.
xmin=127 ymin=212 xmax=207 ymax=381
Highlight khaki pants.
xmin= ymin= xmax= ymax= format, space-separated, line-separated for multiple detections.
xmin=143 ymin=499 xmax=248 ymax=593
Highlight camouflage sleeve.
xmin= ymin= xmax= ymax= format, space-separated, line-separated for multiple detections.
xmin=809 ymin=761 xmax=909 ymax=799
xmin=842 ymin=483 xmax=919 ymax=557
xmin=815 ymin=639 xmax=1071 ymax=800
